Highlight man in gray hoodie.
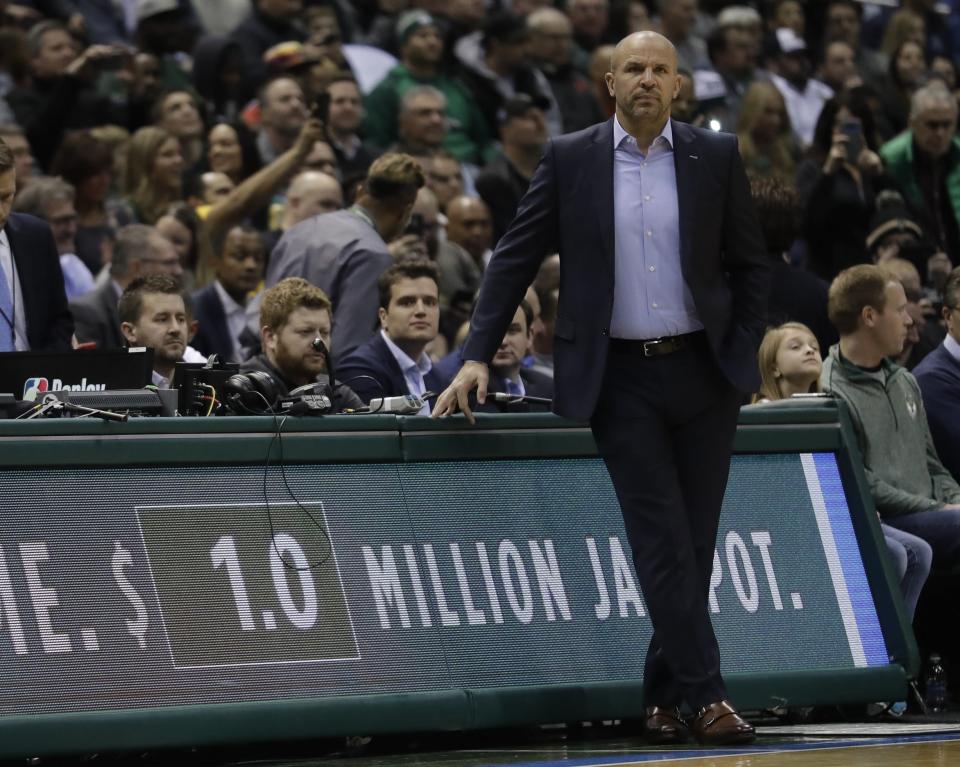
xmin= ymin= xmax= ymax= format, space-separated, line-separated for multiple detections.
xmin=821 ymin=264 xmax=960 ymax=570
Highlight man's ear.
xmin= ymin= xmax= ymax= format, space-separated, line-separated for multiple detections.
xmin=261 ymin=326 xmax=275 ymax=354
xmin=605 ymin=71 xmax=616 ymax=97
xmin=120 ymin=321 xmax=137 ymax=345
xmin=378 ymin=307 xmax=388 ymax=330
xmin=861 ymin=305 xmax=877 ymax=328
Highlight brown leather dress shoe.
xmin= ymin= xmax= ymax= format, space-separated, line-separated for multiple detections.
xmin=644 ymin=706 xmax=690 ymax=745
xmin=691 ymin=700 xmax=756 ymax=746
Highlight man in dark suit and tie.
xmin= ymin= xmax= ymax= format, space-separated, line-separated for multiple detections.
xmin=0 ymin=138 xmax=73 ymax=352
xmin=338 ymin=260 xmax=447 ymax=413
xmin=435 ymin=32 xmax=769 ymax=745
xmin=190 ymin=225 xmax=266 ymax=361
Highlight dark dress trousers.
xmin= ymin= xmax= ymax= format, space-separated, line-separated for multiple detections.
xmin=460 ymin=118 xmax=769 ymax=710
xmin=337 ymin=332 xmax=448 ymax=406
xmin=5 ymin=213 xmax=73 ymax=351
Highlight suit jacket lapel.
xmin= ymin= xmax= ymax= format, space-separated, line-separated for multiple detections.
xmin=587 ymin=120 xmax=615 ymax=281
xmin=671 ymin=120 xmax=699 ymax=278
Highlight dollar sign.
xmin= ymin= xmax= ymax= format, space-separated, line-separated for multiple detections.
xmin=112 ymin=542 xmax=148 ymax=649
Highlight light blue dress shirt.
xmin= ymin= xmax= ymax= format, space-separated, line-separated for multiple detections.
xmin=380 ymin=329 xmax=433 ymax=415
xmin=610 ymin=117 xmax=703 ymax=340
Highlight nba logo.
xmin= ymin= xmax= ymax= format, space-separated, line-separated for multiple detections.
xmin=23 ymin=377 xmax=49 ymax=401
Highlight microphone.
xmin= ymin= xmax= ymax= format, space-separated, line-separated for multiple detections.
xmin=368 ymin=394 xmax=428 ymax=414
xmin=312 ymin=336 xmax=337 ymax=386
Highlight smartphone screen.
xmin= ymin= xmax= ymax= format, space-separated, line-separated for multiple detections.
xmin=311 ymin=92 xmax=330 ymax=123
xmin=840 ymin=118 xmax=862 ymax=162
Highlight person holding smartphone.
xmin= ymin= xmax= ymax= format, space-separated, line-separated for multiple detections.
xmin=798 ymin=89 xmax=887 ymax=280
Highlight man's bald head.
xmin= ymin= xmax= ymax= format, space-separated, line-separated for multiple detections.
xmin=446 ymin=194 xmax=492 ymax=262
xmin=284 ymin=170 xmax=343 ymax=228
xmin=609 ymin=31 xmax=677 ymax=72
xmin=606 ymin=31 xmax=680 ymax=133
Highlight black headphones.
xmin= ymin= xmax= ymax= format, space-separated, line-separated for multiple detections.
xmin=222 ymin=371 xmax=282 ymax=414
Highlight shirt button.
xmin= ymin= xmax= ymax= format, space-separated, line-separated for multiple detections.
xmin=652 ymin=303 xmax=658 ymax=309
xmin=644 ymin=195 xmax=651 ymax=201
xmin=645 ymin=230 xmax=652 ymax=237
xmin=649 ymin=266 xmax=656 ymax=272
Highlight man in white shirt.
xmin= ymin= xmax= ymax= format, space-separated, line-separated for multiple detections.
xmin=0 ymin=137 xmax=73 ymax=352
xmin=337 ymin=260 xmax=447 ymax=412
xmin=190 ymin=225 xmax=265 ymax=361
xmin=767 ymin=27 xmax=833 ymax=149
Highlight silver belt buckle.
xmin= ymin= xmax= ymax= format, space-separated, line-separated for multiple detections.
xmin=642 ymin=338 xmax=664 ymax=356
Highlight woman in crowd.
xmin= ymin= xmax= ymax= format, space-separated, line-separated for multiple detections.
xmin=114 ymin=126 xmax=185 ymax=226
xmin=755 ymin=322 xmax=931 ymax=620
xmin=206 ymin=121 xmax=261 ymax=186
xmin=880 ymin=9 xmax=925 ymax=60
xmin=156 ymin=203 xmax=201 ymax=289
xmin=798 ymin=89 xmax=886 ymax=280
xmin=736 ymin=80 xmax=796 ymax=182
xmin=50 ymin=130 xmax=117 ymax=276
xmin=878 ymin=39 xmax=927 ymax=137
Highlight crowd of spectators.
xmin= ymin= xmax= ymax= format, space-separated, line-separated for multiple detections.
xmin=0 ymin=0 xmax=958 ymax=538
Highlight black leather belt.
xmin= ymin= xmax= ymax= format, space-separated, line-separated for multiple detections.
xmin=609 ymin=331 xmax=702 ymax=357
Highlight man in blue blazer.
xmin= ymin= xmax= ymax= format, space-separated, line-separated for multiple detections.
xmin=435 ymin=32 xmax=768 ymax=745
xmin=0 ymin=139 xmax=73 ymax=352
xmin=914 ymin=268 xmax=960 ymax=483
xmin=337 ymin=260 xmax=447 ymax=413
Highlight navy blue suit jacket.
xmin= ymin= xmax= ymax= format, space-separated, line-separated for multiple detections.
xmin=460 ymin=118 xmax=769 ymax=421
xmin=5 ymin=213 xmax=73 ymax=351
xmin=337 ymin=332 xmax=447 ymax=406
xmin=190 ymin=283 xmax=236 ymax=361
xmin=914 ymin=342 xmax=960 ymax=483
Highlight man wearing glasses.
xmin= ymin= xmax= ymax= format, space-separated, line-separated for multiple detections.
xmin=914 ymin=267 xmax=960 ymax=482
xmin=70 ymin=224 xmax=183 ymax=350
xmin=880 ymin=81 xmax=960 ymax=262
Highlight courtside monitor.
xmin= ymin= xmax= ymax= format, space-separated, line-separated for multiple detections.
xmin=0 ymin=348 xmax=154 ymax=402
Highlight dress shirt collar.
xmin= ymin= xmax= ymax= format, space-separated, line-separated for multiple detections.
xmin=213 ymin=279 xmax=247 ymax=314
xmin=380 ymin=329 xmax=432 ymax=377
xmin=945 ymin=332 xmax=960 ymax=363
xmin=613 ymin=115 xmax=673 ymax=152
xmin=151 ymin=369 xmax=170 ymax=388
xmin=0 ymin=230 xmax=8 ymax=249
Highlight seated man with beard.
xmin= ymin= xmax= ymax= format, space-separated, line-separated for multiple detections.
xmin=240 ymin=277 xmax=363 ymax=412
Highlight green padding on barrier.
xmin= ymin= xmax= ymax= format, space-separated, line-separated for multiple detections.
xmin=398 ymin=413 xmax=595 ymax=461
xmin=0 ymin=666 xmax=907 ymax=759
xmin=0 ymin=415 xmax=403 ymax=466
xmin=725 ymin=666 xmax=908 ymax=709
xmin=0 ymin=691 xmax=468 ymax=759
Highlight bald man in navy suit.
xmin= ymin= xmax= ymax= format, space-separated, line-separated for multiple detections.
xmin=435 ymin=32 xmax=769 ymax=745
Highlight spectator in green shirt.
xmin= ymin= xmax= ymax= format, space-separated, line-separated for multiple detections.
xmin=363 ymin=10 xmax=492 ymax=166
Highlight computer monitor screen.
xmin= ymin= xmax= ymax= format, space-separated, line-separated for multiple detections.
xmin=0 ymin=348 xmax=154 ymax=400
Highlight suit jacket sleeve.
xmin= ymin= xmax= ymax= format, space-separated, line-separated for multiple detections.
xmin=326 ymin=247 xmax=391 ymax=363
xmin=721 ymin=137 xmax=770 ymax=350
xmin=461 ymin=141 xmax=560 ymax=364
xmin=337 ymin=351 xmax=389 ymax=405
xmin=27 ymin=220 xmax=74 ymax=351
